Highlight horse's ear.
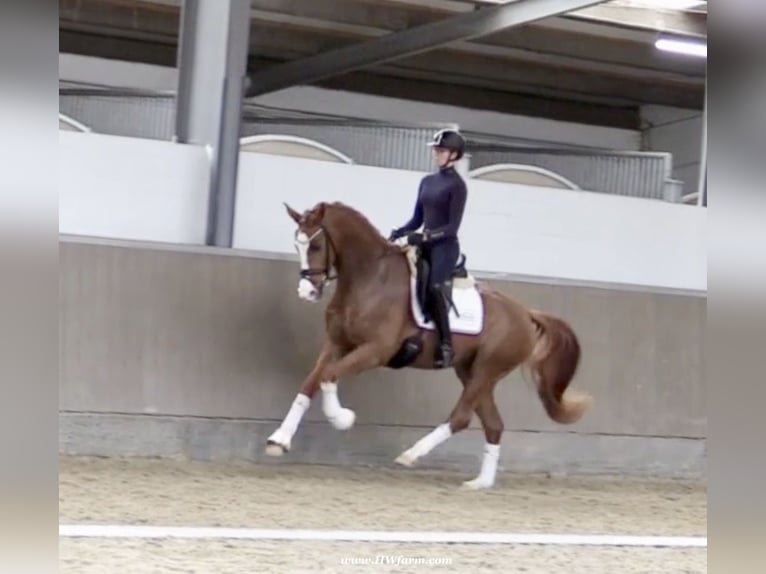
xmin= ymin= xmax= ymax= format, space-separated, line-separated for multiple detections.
xmin=315 ymin=202 xmax=326 ymax=220
xmin=284 ymin=202 xmax=302 ymax=224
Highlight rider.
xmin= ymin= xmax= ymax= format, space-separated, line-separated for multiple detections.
xmin=389 ymin=128 xmax=468 ymax=368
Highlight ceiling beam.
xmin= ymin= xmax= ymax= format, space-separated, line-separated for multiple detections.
xmin=59 ymin=30 xmax=644 ymax=128
xmin=245 ymin=0 xmax=606 ymax=97
xmin=354 ymin=0 xmax=472 ymax=14
xmin=242 ymin=11 xmax=701 ymax=84
xmin=312 ymin=69 xmax=641 ymax=129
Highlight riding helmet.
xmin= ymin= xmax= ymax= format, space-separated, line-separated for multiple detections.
xmin=428 ymin=128 xmax=465 ymax=160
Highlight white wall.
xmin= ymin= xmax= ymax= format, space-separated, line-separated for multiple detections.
xmin=59 ymin=132 xmax=210 ymax=244
xmin=641 ymin=105 xmax=704 ymax=196
xmin=59 ymin=132 xmax=706 ymax=291
xmin=234 ymin=153 xmax=706 ymax=292
xmin=59 ymin=53 xmax=640 ymax=151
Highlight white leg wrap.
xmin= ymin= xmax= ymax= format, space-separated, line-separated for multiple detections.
xmin=462 ymin=443 xmax=500 ymax=490
xmin=395 ymin=422 xmax=452 ymax=466
xmin=320 ymin=381 xmax=356 ymax=430
xmin=266 ymin=393 xmax=310 ymax=452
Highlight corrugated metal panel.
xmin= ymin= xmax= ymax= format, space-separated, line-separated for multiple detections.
xmin=59 ymin=93 xmax=175 ymax=140
xmin=58 ymin=87 xmax=681 ymax=201
xmin=57 ymin=90 xmax=444 ymax=171
xmin=468 ymin=148 xmax=675 ymax=200
xmin=242 ymin=120 xmax=438 ymax=171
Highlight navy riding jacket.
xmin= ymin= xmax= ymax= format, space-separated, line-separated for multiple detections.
xmin=397 ymin=166 xmax=467 ymax=242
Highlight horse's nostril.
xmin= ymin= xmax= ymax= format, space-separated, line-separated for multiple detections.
xmin=298 ymin=278 xmax=321 ymax=300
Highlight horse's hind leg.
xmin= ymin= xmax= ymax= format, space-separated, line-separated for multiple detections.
xmin=394 ymin=361 xmax=496 ymax=469
xmin=448 ymin=362 xmax=506 ymax=489
xmin=462 ymin=392 xmax=504 ymax=489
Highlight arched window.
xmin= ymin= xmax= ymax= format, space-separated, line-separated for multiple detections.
xmin=240 ymin=135 xmax=353 ymax=164
xmin=59 ymin=114 xmax=91 ymax=133
xmin=469 ymin=163 xmax=579 ymax=190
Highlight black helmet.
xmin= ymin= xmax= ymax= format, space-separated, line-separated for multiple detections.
xmin=427 ymin=128 xmax=465 ymax=160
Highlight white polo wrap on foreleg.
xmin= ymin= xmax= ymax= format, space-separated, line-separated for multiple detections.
xmin=267 ymin=393 xmax=310 ymax=451
xmin=320 ymin=381 xmax=356 ymax=430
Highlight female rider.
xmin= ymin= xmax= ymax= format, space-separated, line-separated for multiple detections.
xmin=389 ymin=129 xmax=468 ymax=368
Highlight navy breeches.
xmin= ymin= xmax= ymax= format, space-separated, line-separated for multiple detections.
xmin=423 ymin=239 xmax=460 ymax=286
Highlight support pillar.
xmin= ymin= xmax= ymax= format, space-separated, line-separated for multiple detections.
xmin=174 ymin=0 xmax=251 ymax=247
xmin=697 ymin=84 xmax=707 ymax=207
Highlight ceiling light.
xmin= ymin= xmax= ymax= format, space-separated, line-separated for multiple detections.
xmin=476 ymin=0 xmax=707 ymax=9
xmin=655 ymin=36 xmax=707 ymax=58
xmin=625 ymin=0 xmax=707 ymax=9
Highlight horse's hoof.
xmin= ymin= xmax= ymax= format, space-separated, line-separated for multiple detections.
xmin=265 ymin=441 xmax=288 ymax=457
xmin=395 ymin=452 xmax=417 ymax=467
xmin=461 ymin=478 xmax=494 ymax=490
xmin=329 ymin=408 xmax=356 ymax=430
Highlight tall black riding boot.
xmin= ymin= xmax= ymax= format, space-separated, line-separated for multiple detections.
xmin=429 ymin=284 xmax=454 ymax=368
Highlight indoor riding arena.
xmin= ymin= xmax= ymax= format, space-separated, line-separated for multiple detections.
xmin=59 ymin=1 xmax=707 ymax=572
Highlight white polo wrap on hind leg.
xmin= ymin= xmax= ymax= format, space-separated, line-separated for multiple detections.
xmin=397 ymin=422 xmax=453 ymax=465
xmin=463 ymin=443 xmax=500 ymax=489
xmin=414 ymin=422 xmax=453 ymax=457
xmin=320 ymin=381 xmax=356 ymax=430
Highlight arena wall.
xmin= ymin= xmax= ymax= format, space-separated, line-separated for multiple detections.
xmin=59 ymin=132 xmax=706 ymax=478
xmin=59 ymin=239 xmax=705 ymax=478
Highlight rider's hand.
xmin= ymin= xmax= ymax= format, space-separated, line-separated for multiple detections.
xmin=388 ymin=228 xmax=402 ymax=242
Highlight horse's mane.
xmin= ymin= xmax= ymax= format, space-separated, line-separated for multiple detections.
xmin=324 ymin=201 xmax=400 ymax=253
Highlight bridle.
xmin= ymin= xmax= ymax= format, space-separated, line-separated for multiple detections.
xmin=295 ymin=224 xmax=338 ymax=285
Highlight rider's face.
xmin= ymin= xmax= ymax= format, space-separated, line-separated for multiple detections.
xmin=433 ymin=147 xmax=455 ymax=167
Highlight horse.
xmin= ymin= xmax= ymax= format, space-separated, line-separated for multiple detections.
xmin=265 ymin=200 xmax=592 ymax=489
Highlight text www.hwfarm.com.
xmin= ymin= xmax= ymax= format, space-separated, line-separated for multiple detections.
xmin=340 ymin=555 xmax=453 ymax=566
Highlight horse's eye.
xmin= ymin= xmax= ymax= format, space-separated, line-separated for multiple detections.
xmin=308 ymin=244 xmax=320 ymax=253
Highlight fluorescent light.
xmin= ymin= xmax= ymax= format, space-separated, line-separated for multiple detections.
xmin=627 ymin=0 xmax=706 ymax=9
xmin=655 ymin=37 xmax=707 ymax=58
xmin=477 ymin=0 xmax=708 ymax=8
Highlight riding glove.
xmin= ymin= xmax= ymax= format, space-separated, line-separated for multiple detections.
xmin=388 ymin=228 xmax=403 ymax=242
xmin=406 ymin=232 xmax=425 ymax=246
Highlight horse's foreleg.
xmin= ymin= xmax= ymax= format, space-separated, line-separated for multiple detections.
xmin=318 ymin=342 xmax=388 ymax=431
xmin=319 ymin=380 xmax=356 ymax=430
xmin=265 ymin=341 xmax=337 ymax=456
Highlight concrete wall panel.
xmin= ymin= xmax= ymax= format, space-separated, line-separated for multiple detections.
xmin=60 ymin=239 xmax=705 ymax=476
xmin=61 ymin=239 xmax=704 ymax=432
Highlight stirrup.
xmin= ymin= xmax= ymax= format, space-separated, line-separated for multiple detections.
xmin=435 ymin=343 xmax=454 ymax=368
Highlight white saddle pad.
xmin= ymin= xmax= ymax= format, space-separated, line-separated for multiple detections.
xmin=400 ymin=245 xmax=484 ymax=335
xmin=409 ymin=276 xmax=484 ymax=335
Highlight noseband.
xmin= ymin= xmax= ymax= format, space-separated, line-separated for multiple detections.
xmin=296 ymin=225 xmax=338 ymax=285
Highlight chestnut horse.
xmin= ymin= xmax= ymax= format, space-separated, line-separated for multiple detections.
xmin=265 ymin=200 xmax=591 ymax=489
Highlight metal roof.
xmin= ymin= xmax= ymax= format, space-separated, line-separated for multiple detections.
xmin=59 ymin=0 xmax=706 ymax=129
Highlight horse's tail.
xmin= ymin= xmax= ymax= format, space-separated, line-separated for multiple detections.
xmin=525 ymin=310 xmax=592 ymax=424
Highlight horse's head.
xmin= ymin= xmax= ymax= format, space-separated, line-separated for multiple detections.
xmin=285 ymin=201 xmax=337 ymax=302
